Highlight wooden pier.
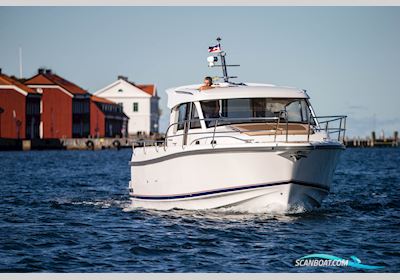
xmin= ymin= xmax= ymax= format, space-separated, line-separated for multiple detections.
xmin=1 ymin=131 xmax=398 ymax=151
xmin=344 ymin=131 xmax=399 ymax=148
xmin=0 ymin=135 xmax=164 ymax=151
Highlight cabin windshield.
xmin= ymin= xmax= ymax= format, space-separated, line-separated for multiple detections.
xmin=200 ymin=98 xmax=313 ymax=127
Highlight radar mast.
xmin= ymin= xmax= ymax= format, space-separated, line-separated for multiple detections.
xmin=207 ymin=37 xmax=240 ymax=83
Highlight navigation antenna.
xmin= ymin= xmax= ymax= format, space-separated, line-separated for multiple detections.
xmin=207 ymin=37 xmax=240 ymax=83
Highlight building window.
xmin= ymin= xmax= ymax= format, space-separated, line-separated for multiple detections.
xmin=133 ymin=102 xmax=139 ymax=112
xmin=118 ymin=89 xmax=123 ymax=93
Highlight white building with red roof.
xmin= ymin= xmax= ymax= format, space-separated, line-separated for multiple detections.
xmin=93 ymin=76 xmax=159 ymax=135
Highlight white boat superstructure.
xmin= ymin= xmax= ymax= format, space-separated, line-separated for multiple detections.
xmin=129 ymin=39 xmax=346 ymax=213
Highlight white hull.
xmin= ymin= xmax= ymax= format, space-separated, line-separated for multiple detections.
xmin=129 ymin=143 xmax=343 ymax=213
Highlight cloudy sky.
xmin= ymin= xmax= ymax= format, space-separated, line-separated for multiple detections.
xmin=0 ymin=7 xmax=399 ymax=137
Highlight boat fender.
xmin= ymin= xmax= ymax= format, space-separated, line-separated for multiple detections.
xmin=86 ymin=140 xmax=94 ymax=150
xmin=113 ymin=140 xmax=121 ymax=150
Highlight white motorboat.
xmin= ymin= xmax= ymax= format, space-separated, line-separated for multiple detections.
xmin=129 ymin=38 xmax=347 ymax=212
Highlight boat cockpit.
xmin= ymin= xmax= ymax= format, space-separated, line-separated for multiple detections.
xmin=176 ymin=96 xmax=314 ymax=128
xmin=161 ymin=81 xmax=348 ymax=148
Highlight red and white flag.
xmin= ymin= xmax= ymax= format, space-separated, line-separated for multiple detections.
xmin=208 ymin=44 xmax=221 ymax=53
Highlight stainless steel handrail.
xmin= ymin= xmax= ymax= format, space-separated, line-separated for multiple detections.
xmin=314 ymin=115 xmax=347 ymax=141
xmin=135 ymin=114 xmax=347 ymax=151
xmin=189 ymin=135 xmax=252 ymax=145
xmin=164 ymin=116 xmax=281 ymax=147
xmin=166 ymin=115 xmax=347 ymax=145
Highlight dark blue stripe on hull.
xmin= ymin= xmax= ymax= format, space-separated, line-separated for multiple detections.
xmin=131 ymin=180 xmax=329 ymax=200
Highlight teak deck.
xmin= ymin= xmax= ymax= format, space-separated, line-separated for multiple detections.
xmin=229 ymin=123 xmax=311 ymax=136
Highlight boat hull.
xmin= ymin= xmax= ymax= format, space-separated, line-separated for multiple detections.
xmin=129 ymin=144 xmax=343 ymax=212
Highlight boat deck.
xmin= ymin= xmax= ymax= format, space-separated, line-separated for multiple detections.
xmin=229 ymin=123 xmax=311 ymax=136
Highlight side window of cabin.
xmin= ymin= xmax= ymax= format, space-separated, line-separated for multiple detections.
xmin=300 ymin=100 xmax=311 ymax=123
xmin=221 ymin=99 xmax=252 ymax=119
xmin=177 ymin=103 xmax=189 ymax=130
xmin=190 ymin=103 xmax=201 ymax=129
xmin=285 ymin=100 xmax=302 ymax=122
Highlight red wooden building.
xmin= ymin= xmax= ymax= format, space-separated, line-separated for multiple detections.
xmin=91 ymin=96 xmax=128 ymax=138
xmin=25 ymin=69 xmax=91 ymax=139
xmin=0 ymin=69 xmax=42 ymax=139
xmin=24 ymin=68 xmax=128 ymax=139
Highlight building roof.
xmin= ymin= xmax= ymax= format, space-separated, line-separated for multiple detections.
xmin=94 ymin=77 xmax=157 ymax=99
xmin=167 ymin=83 xmax=309 ymax=109
xmin=25 ymin=70 xmax=88 ymax=95
xmin=0 ymin=72 xmax=37 ymax=94
xmin=119 ymin=76 xmax=156 ymax=96
xmin=91 ymin=95 xmax=115 ymax=105
xmin=136 ymin=84 xmax=156 ymax=96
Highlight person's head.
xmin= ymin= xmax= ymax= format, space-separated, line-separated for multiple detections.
xmin=204 ymin=76 xmax=213 ymax=87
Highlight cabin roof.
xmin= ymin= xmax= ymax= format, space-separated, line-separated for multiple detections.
xmin=166 ymin=83 xmax=309 ymax=109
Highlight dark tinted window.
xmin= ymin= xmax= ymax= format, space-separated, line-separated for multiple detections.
xmin=201 ymin=98 xmax=312 ymax=128
xmin=177 ymin=103 xmax=189 ymax=130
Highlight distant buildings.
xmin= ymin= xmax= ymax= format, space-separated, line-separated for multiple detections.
xmin=93 ymin=76 xmax=160 ymax=136
xmin=0 ymin=69 xmax=41 ymax=139
xmin=90 ymin=95 xmax=128 ymax=138
xmin=0 ymin=68 xmax=134 ymax=140
xmin=25 ymin=69 xmax=92 ymax=138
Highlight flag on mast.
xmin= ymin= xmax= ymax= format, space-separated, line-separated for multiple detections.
xmin=208 ymin=44 xmax=221 ymax=53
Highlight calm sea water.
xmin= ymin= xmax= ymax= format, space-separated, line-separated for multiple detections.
xmin=0 ymin=148 xmax=399 ymax=272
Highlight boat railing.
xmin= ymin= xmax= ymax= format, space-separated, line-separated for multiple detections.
xmin=314 ymin=115 xmax=347 ymax=142
xmin=165 ymin=116 xmax=282 ymax=148
xmin=133 ymin=114 xmax=347 ymax=152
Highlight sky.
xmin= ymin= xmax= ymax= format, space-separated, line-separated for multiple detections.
xmin=0 ymin=7 xmax=399 ymax=137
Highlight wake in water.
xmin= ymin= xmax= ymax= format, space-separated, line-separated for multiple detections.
xmin=51 ymin=198 xmax=130 ymax=210
xmin=123 ymin=196 xmax=312 ymax=216
xmin=123 ymin=200 xmax=312 ymax=223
